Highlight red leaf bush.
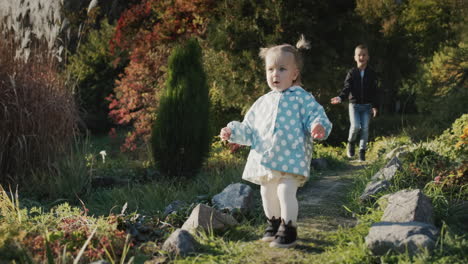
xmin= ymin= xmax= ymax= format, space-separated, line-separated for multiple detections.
xmin=107 ymin=0 xmax=213 ymax=151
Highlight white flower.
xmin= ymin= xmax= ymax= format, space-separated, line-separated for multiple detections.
xmin=99 ymin=150 xmax=107 ymax=163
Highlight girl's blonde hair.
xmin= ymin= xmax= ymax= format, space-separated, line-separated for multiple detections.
xmin=259 ymin=34 xmax=311 ymax=85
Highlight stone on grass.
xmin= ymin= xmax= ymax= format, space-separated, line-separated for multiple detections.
xmin=365 ymin=221 xmax=438 ymax=256
xmin=385 ymin=146 xmax=408 ymax=160
xmin=371 ymin=156 xmax=402 ymax=181
xmin=162 ymin=229 xmax=197 ymax=256
xmin=164 ymin=200 xmax=187 ymax=216
xmin=212 ymin=183 xmax=254 ymax=214
xmin=310 ymin=158 xmax=329 ymax=170
xmin=181 ymin=204 xmax=238 ymax=233
xmin=381 ymin=189 xmax=434 ymax=224
xmin=359 ymin=180 xmax=390 ymax=202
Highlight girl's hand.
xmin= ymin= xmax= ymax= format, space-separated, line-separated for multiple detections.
xmin=220 ymin=127 xmax=232 ymax=141
xmin=330 ymin=96 xmax=341 ymax=104
xmin=311 ymin=123 xmax=325 ymax=139
xmin=372 ymin=108 xmax=378 ymax=118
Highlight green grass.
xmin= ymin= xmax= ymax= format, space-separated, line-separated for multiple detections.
xmin=84 ymin=164 xmax=246 ymax=216
xmin=1 ymin=120 xmax=467 ymax=263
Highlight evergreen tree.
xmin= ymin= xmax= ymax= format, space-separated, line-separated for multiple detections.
xmin=151 ymin=38 xmax=210 ymax=177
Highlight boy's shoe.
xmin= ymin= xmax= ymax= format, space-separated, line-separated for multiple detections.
xmin=346 ymin=142 xmax=355 ymax=158
xmin=359 ymin=149 xmax=366 ymax=161
xmin=261 ymin=216 xmax=281 ymax=242
xmin=269 ymin=219 xmax=297 ymax=248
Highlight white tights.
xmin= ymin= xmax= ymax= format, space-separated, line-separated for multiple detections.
xmin=260 ymin=176 xmax=299 ymax=225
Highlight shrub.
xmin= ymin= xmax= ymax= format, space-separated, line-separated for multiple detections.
xmin=0 ymin=37 xmax=79 ymax=184
xmin=401 ymin=42 xmax=468 ymax=126
xmin=433 ymin=162 xmax=468 ymax=198
xmin=67 ymin=19 xmax=127 ymax=133
xmin=151 ymin=38 xmax=210 ymax=177
xmin=28 ymin=137 xmax=93 ymax=200
xmin=107 ymin=0 xmax=213 ymax=151
xmin=431 ymin=114 xmax=468 ymax=162
xmin=394 ymin=146 xmax=449 ymax=189
xmin=0 ymin=190 xmax=130 ymax=263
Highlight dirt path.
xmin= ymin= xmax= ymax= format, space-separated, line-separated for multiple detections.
xmin=234 ymin=163 xmax=366 ymax=264
xmin=177 ymin=163 xmax=368 ymax=264
xmin=297 ymin=163 xmax=364 ymax=231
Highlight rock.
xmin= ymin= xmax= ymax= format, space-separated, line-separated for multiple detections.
xmin=396 ymin=151 xmax=409 ymax=160
xmin=212 ymin=183 xmax=254 ymax=214
xmin=162 ymin=229 xmax=197 ymax=256
xmin=371 ymin=166 xmax=399 ymax=181
xmin=385 ymin=146 xmax=405 ymax=160
xmin=122 ymin=214 xmax=160 ymax=243
xmin=310 ymin=158 xmax=329 ymax=170
xmin=359 ymin=180 xmax=390 ymax=202
xmin=371 ymin=156 xmax=402 ymax=181
xmin=181 ymin=204 xmax=238 ymax=233
xmin=385 ymin=146 xmax=409 ymax=160
xmin=365 ymin=221 xmax=439 ymax=256
xmin=386 ymin=156 xmax=402 ymax=168
xmin=164 ymin=200 xmax=187 ymax=216
xmin=381 ymin=189 xmax=434 ymax=224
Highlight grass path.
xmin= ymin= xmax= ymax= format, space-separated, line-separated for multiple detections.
xmin=176 ymin=163 xmax=368 ymax=264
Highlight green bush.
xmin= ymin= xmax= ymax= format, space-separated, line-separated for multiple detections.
xmin=393 ymin=146 xmax=449 ymax=190
xmin=367 ymin=134 xmax=412 ymax=161
xmin=151 ymin=38 xmax=210 ymax=177
xmin=0 ymin=192 xmax=131 ymax=263
xmin=67 ymin=19 xmax=127 ymax=133
xmin=400 ymin=42 xmax=467 ymax=128
xmin=430 ymin=114 xmax=468 ymax=162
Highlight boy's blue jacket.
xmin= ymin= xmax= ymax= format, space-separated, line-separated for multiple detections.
xmin=227 ymin=86 xmax=332 ymax=185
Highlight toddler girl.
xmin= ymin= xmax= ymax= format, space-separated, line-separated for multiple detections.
xmin=220 ymin=36 xmax=332 ymax=248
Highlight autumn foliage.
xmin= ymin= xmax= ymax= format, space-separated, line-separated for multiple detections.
xmin=107 ymin=0 xmax=213 ymax=151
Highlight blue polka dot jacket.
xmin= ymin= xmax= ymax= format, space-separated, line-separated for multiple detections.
xmin=227 ymin=86 xmax=332 ymax=185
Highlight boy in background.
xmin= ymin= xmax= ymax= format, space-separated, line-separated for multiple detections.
xmin=331 ymin=44 xmax=378 ymax=161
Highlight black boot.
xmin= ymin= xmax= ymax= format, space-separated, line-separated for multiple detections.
xmin=261 ymin=216 xmax=281 ymax=242
xmin=359 ymin=149 xmax=366 ymax=161
xmin=346 ymin=142 xmax=355 ymax=158
xmin=269 ymin=219 xmax=297 ymax=248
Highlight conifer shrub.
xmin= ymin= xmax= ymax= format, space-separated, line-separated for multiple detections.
xmin=151 ymin=38 xmax=210 ymax=177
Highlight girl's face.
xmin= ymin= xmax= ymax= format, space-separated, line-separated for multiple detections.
xmin=265 ymin=51 xmax=299 ymax=91
xmin=354 ymin=48 xmax=369 ymax=69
